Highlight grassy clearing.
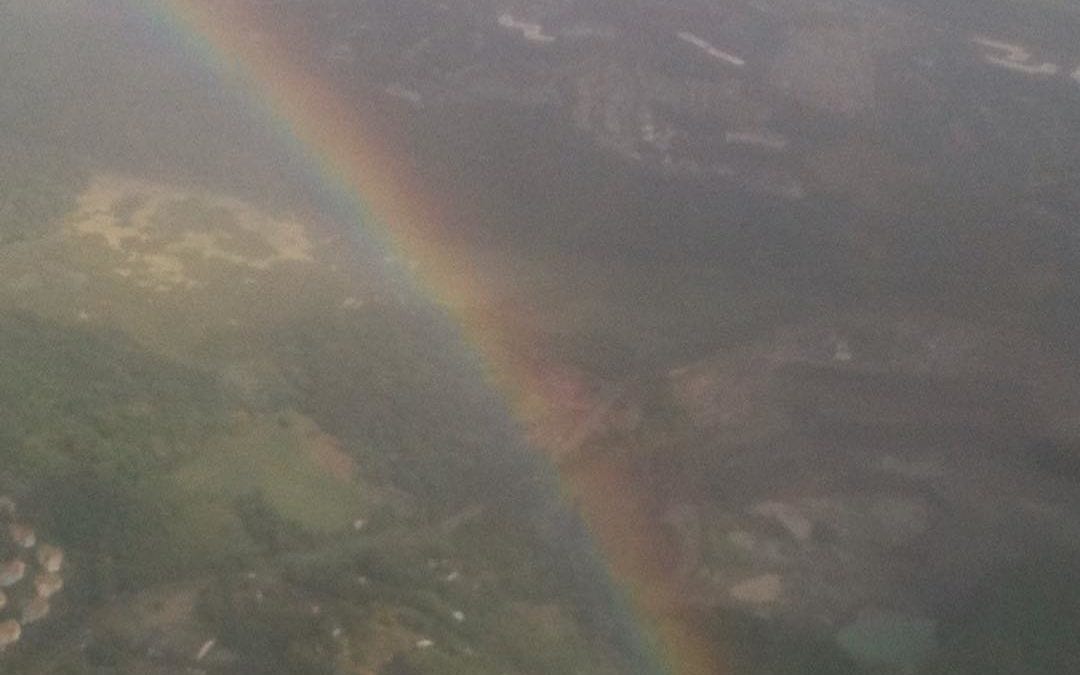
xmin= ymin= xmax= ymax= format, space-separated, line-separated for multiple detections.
xmin=94 ymin=409 xmax=382 ymax=583
xmin=172 ymin=411 xmax=374 ymax=539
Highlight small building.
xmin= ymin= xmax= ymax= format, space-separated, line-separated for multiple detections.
xmin=36 ymin=544 xmax=63 ymax=573
xmin=0 ymin=620 xmax=19 ymax=650
xmin=8 ymin=524 xmax=35 ymax=549
xmin=34 ymin=572 xmax=63 ymax=599
xmin=0 ymin=560 xmax=25 ymax=587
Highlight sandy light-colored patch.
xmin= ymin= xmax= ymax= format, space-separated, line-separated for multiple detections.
xmin=0 ymin=172 xmax=372 ymax=357
xmin=68 ymin=174 xmax=314 ymax=292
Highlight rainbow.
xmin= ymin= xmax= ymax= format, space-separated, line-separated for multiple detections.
xmin=128 ymin=2 xmax=723 ymax=673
